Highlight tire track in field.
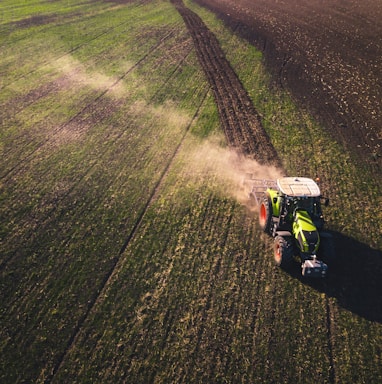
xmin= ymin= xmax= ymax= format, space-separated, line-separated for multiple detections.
xmin=171 ymin=0 xmax=281 ymax=168
xmin=149 ymin=40 xmax=195 ymax=103
xmin=46 ymin=88 xmax=210 ymax=384
xmin=325 ymin=285 xmax=338 ymax=383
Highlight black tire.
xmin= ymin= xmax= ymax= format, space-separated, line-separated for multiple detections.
xmin=274 ymin=235 xmax=293 ymax=268
xmin=259 ymin=196 xmax=272 ymax=234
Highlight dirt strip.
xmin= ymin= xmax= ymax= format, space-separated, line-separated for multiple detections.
xmin=171 ymin=0 xmax=282 ymax=168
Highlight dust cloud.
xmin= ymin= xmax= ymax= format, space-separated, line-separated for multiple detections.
xmin=51 ymin=55 xmax=130 ymax=97
xmin=186 ymin=137 xmax=284 ymax=209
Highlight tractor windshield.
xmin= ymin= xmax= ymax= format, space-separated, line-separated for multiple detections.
xmin=292 ymin=196 xmax=324 ymax=229
xmin=294 ymin=197 xmax=314 ymax=212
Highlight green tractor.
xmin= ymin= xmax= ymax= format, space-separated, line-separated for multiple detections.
xmin=246 ymin=177 xmax=332 ymax=277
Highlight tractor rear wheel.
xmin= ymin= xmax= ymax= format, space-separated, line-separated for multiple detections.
xmin=274 ymin=235 xmax=293 ymax=268
xmin=259 ymin=196 xmax=272 ymax=234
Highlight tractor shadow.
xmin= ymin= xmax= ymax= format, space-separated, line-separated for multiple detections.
xmin=286 ymin=230 xmax=382 ymax=323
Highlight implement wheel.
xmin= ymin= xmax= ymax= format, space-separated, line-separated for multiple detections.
xmin=274 ymin=235 xmax=293 ymax=268
xmin=259 ymin=196 xmax=272 ymax=234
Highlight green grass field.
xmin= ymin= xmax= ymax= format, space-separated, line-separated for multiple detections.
xmin=1 ymin=0 xmax=381 ymax=382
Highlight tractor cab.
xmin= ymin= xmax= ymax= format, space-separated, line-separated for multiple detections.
xmin=277 ymin=177 xmax=326 ymax=230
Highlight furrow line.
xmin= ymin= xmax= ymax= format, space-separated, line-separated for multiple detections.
xmin=186 ymin=17 xmax=247 ymax=149
xmin=200 ymin=38 xmax=249 ymax=148
xmin=325 ymin=292 xmax=337 ymax=384
xmin=148 ymin=41 xmax=195 ymax=104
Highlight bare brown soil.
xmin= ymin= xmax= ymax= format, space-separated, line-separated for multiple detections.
xmin=194 ymin=0 xmax=382 ymax=171
xmin=171 ymin=0 xmax=282 ymax=168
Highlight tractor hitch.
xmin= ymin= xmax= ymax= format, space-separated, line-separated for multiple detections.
xmin=301 ymin=257 xmax=328 ymax=277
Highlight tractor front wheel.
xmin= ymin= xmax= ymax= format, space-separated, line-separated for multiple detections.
xmin=274 ymin=235 xmax=293 ymax=268
xmin=259 ymin=196 xmax=272 ymax=234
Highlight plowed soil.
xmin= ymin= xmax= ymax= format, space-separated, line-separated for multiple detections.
xmin=194 ymin=0 xmax=382 ymax=171
xmin=171 ymin=0 xmax=282 ymax=167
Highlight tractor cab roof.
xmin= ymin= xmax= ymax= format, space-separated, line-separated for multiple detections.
xmin=277 ymin=177 xmax=321 ymax=197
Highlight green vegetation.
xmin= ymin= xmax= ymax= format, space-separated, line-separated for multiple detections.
xmin=1 ymin=0 xmax=381 ymax=383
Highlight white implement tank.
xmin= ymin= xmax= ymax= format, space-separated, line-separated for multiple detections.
xmin=277 ymin=177 xmax=320 ymax=197
xmin=243 ymin=176 xmax=321 ymax=205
